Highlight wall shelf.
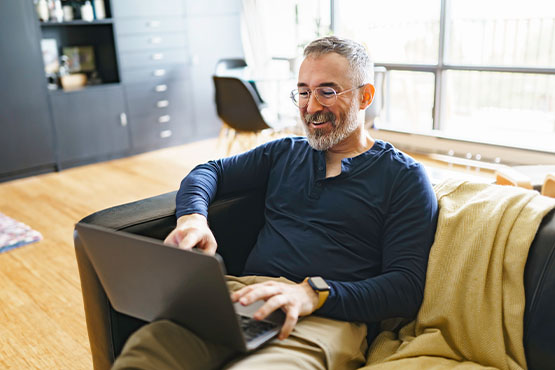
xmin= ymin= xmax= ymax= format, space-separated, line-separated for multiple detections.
xmin=40 ymin=19 xmax=114 ymax=27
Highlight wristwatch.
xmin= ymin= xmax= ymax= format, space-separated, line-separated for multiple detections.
xmin=306 ymin=276 xmax=330 ymax=310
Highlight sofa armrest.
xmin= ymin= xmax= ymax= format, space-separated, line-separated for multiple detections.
xmin=75 ymin=188 xmax=266 ymax=369
xmin=75 ymin=191 xmax=178 ymax=370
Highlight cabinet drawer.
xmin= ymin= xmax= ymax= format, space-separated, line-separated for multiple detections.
xmin=129 ymin=110 xmax=192 ymax=150
xmin=115 ymin=17 xmax=186 ymax=35
xmin=112 ymin=0 xmax=184 ymax=18
xmin=119 ymin=49 xmax=188 ymax=69
xmin=121 ymin=64 xmax=190 ymax=84
xmin=117 ymin=33 xmax=187 ymax=52
xmin=125 ymin=82 xmax=189 ymax=116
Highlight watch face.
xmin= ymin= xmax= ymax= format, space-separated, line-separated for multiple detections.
xmin=309 ymin=277 xmax=330 ymax=291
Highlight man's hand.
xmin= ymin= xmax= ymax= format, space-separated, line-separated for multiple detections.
xmin=163 ymin=214 xmax=217 ymax=255
xmin=231 ymin=280 xmax=319 ymax=340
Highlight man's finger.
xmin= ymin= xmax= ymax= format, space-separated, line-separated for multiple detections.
xmin=163 ymin=230 xmax=177 ymax=245
xmin=239 ymin=284 xmax=281 ymax=306
xmin=197 ymin=235 xmax=217 ymax=255
xmin=177 ymin=230 xmax=201 ymax=250
xmin=278 ymin=307 xmax=299 ymax=340
xmin=253 ymin=293 xmax=288 ymax=320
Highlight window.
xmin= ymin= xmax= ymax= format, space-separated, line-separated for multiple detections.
xmin=252 ymin=0 xmax=555 ymax=162
xmin=334 ymin=0 xmax=555 ymax=162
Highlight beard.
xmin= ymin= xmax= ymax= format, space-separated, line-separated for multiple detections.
xmin=302 ymin=100 xmax=360 ymax=151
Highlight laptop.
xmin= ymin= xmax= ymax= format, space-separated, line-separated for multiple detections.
xmin=75 ymin=222 xmax=285 ymax=352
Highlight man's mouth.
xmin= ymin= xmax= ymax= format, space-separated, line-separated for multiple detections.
xmin=305 ymin=112 xmax=335 ymax=128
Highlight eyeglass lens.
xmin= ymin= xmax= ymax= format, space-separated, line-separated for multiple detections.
xmin=294 ymin=87 xmax=337 ymax=107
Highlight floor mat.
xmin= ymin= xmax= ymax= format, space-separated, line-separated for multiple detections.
xmin=0 ymin=212 xmax=43 ymax=253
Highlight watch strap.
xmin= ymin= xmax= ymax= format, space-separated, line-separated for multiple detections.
xmin=304 ymin=277 xmax=330 ymax=310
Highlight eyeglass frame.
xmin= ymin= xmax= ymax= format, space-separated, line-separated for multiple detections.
xmin=290 ymin=84 xmax=367 ymax=108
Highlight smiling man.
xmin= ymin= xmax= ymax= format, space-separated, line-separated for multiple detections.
xmin=112 ymin=36 xmax=438 ymax=370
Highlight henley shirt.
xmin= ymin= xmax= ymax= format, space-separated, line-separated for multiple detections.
xmin=176 ymin=137 xmax=438 ymax=328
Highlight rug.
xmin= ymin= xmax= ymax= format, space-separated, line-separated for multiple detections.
xmin=0 ymin=212 xmax=43 ymax=253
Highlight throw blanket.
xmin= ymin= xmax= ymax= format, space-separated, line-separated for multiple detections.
xmin=364 ymin=179 xmax=555 ymax=370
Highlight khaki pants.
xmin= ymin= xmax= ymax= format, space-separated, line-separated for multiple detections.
xmin=112 ymin=276 xmax=368 ymax=370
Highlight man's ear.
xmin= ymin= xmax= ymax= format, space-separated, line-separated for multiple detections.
xmin=360 ymin=83 xmax=375 ymax=109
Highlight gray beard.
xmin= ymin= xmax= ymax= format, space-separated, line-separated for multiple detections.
xmin=303 ymin=101 xmax=360 ymax=151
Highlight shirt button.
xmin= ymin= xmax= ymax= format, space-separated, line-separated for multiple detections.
xmin=318 ymin=166 xmax=324 ymax=171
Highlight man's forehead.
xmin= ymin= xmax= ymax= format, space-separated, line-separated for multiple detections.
xmin=297 ymin=54 xmax=353 ymax=87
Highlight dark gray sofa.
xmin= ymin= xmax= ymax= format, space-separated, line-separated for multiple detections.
xmin=74 ymin=188 xmax=555 ymax=370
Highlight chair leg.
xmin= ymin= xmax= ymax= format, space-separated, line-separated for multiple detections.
xmin=217 ymin=123 xmax=230 ymax=151
xmin=226 ymin=129 xmax=237 ymax=156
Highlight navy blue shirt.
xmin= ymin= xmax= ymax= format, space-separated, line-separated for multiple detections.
xmin=176 ymin=137 xmax=438 ymax=326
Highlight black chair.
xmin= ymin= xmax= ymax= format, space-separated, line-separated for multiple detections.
xmin=215 ymin=58 xmax=265 ymax=105
xmin=215 ymin=58 xmax=248 ymax=75
xmin=213 ymin=75 xmax=287 ymax=154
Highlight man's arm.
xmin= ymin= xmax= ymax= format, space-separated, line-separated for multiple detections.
xmin=164 ymin=139 xmax=280 ymax=251
xmin=318 ymin=164 xmax=438 ymax=323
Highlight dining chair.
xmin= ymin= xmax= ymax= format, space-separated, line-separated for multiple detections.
xmin=213 ymin=76 xmax=291 ymax=155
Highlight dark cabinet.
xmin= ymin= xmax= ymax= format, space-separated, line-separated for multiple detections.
xmin=0 ymin=0 xmax=56 ymax=179
xmin=114 ymin=0 xmax=195 ymax=153
xmin=50 ymin=85 xmax=130 ymax=166
xmin=0 ymin=0 xmax=243 ymax=182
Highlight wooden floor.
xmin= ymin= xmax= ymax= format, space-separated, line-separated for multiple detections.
xmin=0 ymin=135 xmax=494 ymax=369
xmin=0 ymin=138 xmax=229 ymax=369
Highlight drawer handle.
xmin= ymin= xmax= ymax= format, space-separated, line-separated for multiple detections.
xmin=147 ymin=20 xmax=160 ymax=28
xmin=157 ymin=100 xmax=169 ymax=108
xmin=160 ymin=129 xmax=172 ymax=138
xmin=153 ymin=69 xmax=166 ymax=77
xmin=150 ymin=37 xmax=162 ymax=44
xmin=152 ymin=53 xmax=164 ymax=60
xmin=155 ymin=84 xmax=167 ymax=92
xmin=158 ymin=115 xmax=171 ymax=123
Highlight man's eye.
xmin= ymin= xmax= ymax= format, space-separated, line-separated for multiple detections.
xmin=320 ymin=90 xmax=335 ymax=97
xmin=298 ymin=91 xmax=310 ymax=98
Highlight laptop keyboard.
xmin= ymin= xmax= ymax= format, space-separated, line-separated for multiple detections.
xmin=238 ymin=315 xmax=278 ymax=342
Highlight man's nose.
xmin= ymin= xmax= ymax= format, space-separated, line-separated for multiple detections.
xmin=306 ymin=92 xmax=324 ymax=114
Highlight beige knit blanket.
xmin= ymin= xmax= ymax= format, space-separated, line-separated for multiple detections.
xmin=363 ymin=179 xmax=555 ymax=370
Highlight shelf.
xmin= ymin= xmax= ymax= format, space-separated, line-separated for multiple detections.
xmin=47 ymin=82 xmax=122 ymax=95
xmin=40 ymin=19 xmax=114 ymax=27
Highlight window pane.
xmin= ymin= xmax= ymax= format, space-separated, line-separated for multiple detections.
xmin=335 ymin=0 xmax=440 ymax=64
xmin=442 ymin=71 xmax=555 ymax=151
xmin=446 ymin=0 xmax=555 ymax=67
xmin=262 ymin=0 xmax=331 ymax=58
xmin=376 ymin=71 xmax=435 ymax=132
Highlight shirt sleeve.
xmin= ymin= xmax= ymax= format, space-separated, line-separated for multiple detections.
xmin=175 ymin=139 xmax=280 ymax=219
xmin=317 ymin=163 xmax=438 ymax=323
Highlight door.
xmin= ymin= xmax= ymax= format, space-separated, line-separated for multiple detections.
xmin=50 ymin=85 xmax=130 ymax=166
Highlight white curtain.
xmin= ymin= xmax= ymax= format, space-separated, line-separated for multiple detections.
xmin=240 ymin=0 xmax=272 ymax=76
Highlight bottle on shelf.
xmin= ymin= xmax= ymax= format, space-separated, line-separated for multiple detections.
xmin=36 ymin=0 xmax=50 ymax=22
xmin=62 ymin=4 xmax=74 ymax=21
xmin=80 ymin=0 xmax=94 ymax=22
xmin=93 ymin=0 xmax=106 ymax=20
xmin=49 ymin=0 xmax=64 ymax=22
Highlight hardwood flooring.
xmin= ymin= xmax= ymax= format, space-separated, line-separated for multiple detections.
xmin=0 ymin=138 xmax=227 ymax=369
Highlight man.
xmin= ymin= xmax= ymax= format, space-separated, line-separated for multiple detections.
xmin=113 ymin=36 xmax=438 ymax=370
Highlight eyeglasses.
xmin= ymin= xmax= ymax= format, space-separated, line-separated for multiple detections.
xmin=290 ymin=84 xmax=365 ymax=108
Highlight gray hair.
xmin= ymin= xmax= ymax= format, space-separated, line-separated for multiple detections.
xmin=303 ymin=36 xmax=374 ymax=85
